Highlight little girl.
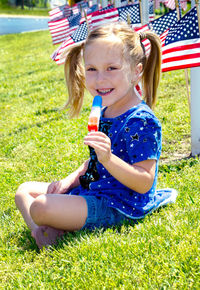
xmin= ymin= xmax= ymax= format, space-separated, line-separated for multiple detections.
xmin=15 ymin=22 xmax=177 ymax=249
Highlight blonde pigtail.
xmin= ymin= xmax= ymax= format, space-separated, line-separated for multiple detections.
xmin=64 ymin=43 xmax=85 ymax=118
xmin=140 ymin=31 xmax=162 ymax=108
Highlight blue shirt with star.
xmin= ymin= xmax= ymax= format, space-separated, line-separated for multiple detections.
xmin=70 ymin=100 xmax=162 ymax=219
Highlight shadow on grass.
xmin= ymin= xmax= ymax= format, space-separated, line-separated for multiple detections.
xmin=15 ymin=202 xmax=178 ymax=254
xmin=159 ymin=155 xmax=199 ymax=173
xmin=15 ymin=218 xmax=145 ymax=253
xmin=16 ymin=228 xmax=40 ymax=253
xmin=7 ymin=114 xmax=66 ymax=137
xmin=35 ymin=108 xmax=61 ymax=116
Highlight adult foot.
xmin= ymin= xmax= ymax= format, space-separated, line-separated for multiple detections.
xmin=32 ymin=226 xmax=65 ymax=249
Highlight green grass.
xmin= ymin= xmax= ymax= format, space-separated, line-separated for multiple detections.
xmin=0 ymin=6 xmax=49 ymax=16
xmin=0 ymin=31 xmax=199 ymax=289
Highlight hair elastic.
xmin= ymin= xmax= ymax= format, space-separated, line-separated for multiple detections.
xmin=138 ymin=32 xmax=146 ymax=58
xmin=139 ymin=32 xmax=146 ymax=41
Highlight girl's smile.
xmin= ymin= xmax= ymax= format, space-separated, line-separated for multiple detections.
xmin=96 ymin=88 xmax=114 ymax=96
xmin=84 ymin=38 xmax=142 ymax=117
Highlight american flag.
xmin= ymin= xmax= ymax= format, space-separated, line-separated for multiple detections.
xmin=135 ymin=9 xmax=178 ymax=56
xmin=154 ymin=0 xmax=161 ymax=10
xmin=134 ymin=9 xmax=177 ymax=34
xmin=52 ymin=20 xmax=89 ymax=64
xmin=137 ymin=7 xmax=200 ymax=72
xmin=86 ymin=4 xmax=99 ymax=15
xmin=149 ymin=9 xmax=177 ymax=35
xmin=164 ymin=0 xmax=175 ymax=10
xmin=163 ymin=0 xmax=187 ymax=11
xmin=49 ymin=6 xmax=64 ymax=21
xmin=161 ymin=7 xmax=200 ymax=72
xmin=71 ymin=4 xmax=80 ymax=15
xmin=117 ymin=3 xmax=141 ymax=28
xmin=97 ymin=4 xmax=114 ymax=12
xmin=90 ymin=7 xmax=119 ymax=30
xmin=52 ymin=4 xmax=141 ymax=63
xmin=91 ymin=3 xmax=141 ymax=30
xmin=149 ymin=0 xmax=155 ymax=22
xmin=77 ymin=0 xmax=89 ymax=11
xmin=63 ymin=5 xmax=73 ymax=18
xmin=48 ymin=4 xmax=71 ymax=21
xmin=180 ymin=0 xmax=187 ymax=11
xmin=48 ymin=12 xmax=82 ymax=45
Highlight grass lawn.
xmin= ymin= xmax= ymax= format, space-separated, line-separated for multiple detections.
xmin=0 ymin=30 xmax=199 ymax=288
xmin=0 ymin=5 xmax=49 ymax=16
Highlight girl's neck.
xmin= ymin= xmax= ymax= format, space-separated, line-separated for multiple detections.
xmin=103 ymin=95 xmax=142 ymax=118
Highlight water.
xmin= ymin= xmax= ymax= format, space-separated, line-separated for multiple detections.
xmin=0 ymin=17 xmax=49 ymax=35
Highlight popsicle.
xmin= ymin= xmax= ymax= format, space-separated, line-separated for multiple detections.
xmin=88 ymin=95 xmax=102 ymax=132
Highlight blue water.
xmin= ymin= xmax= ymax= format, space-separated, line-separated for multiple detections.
xmin=0 ymin=17 xmax=49 ymax=35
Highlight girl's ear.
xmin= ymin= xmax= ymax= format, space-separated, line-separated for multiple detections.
xmin=132 ymin=63 xmax=143 ymax=83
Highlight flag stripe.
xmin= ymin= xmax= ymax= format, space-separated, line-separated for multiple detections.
xmin=162 ymin=52 xmax=200 ymax=64
xmin=91 ymin=9 xmax=119 ymax=29
xmin=162 ymin=39 xmax=200 ymax=54
xmin=91 ymin=11 xmax=119 ymax=23
xmin=50 ymin=27 xmax=76 ymax=37
xmin=52 ymin=30 xmax=77 ymax=42
xmin=48 ymin=19 xmax=69 ymax=27
xmin=162 ymin=60 xmax=200 ymax=72
xmin=49 ymin=26 xmax=69 ymax=34
xmin=161 ymin=7 xmax=200 ymax=71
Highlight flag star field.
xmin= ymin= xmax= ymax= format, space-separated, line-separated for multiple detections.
xmin=165 ymin=8 xmax=200 ymax=45
xmin=150 ymin=9 xmax=177 ymax=35
xmin=118 ymin=4 xmax=141 ymax=24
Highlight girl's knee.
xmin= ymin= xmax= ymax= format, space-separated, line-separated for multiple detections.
xmin=30 ymin=195 xmax=48 ymax=225
xmin=16 ymin=182 xmax=32 ymax=195
xmin=15 ymin=182 xmax=31 ymax=206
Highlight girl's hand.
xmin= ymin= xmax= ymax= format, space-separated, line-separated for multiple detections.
xmin=47 ymin=180 xmax=70 ymax=194
xmin=84 ymin=132 xmax=112 ymax=164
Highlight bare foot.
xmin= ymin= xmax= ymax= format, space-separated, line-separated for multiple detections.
xmin=32 ymin=226 xmax=65 ymax=249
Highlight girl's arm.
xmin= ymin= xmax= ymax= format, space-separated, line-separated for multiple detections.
xmin=47 ymin=159 xmax=89 ymax=194
xmin=84 ymin=132 xmax=156 ymax=194
xmin=102 ymin=154 xmax=156 ymax=194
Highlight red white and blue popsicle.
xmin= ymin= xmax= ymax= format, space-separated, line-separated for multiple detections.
xmin=88 ymin=95 xmax=102 ymax=132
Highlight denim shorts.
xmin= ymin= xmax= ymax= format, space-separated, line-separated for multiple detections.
xmin=80 ymin=196 xmax=128 ymax=230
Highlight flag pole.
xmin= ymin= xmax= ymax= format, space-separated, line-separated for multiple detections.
xmin=175 ymin=0 xmax=191 ymax=112
xmin=84 ymin=9 xmax=90 ymax=31
xmin=127 ymin=12 xmax=131 ymax=25
xmin=140 ymin=0 xmax=149 ymax=25
xmin=175 ymin=0 xmax=180 ymax=19
xmin=139 ymin=0 xmax=143 ymax=25
xmin=190 ymin=0 xmax=200 ymax=155
xmin=184 ymin=69 xmax=190 ymax=113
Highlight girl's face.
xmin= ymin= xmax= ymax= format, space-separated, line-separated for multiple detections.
xmin=84 ymin=38 xmax=142 ymax=117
